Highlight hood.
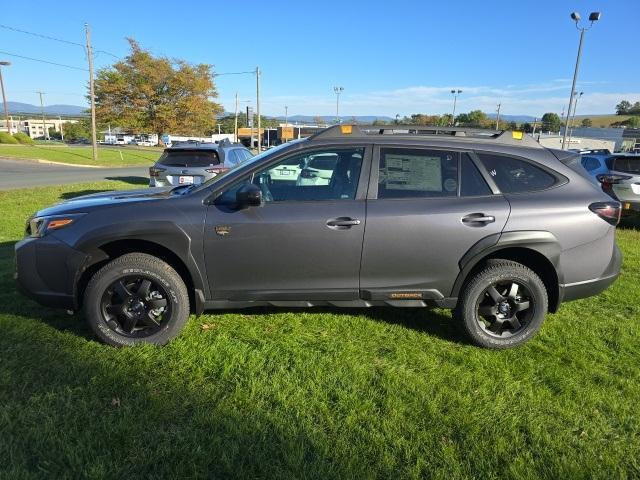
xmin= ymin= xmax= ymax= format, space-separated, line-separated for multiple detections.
xmin=35 ymin=187 xmax=175 ymax=217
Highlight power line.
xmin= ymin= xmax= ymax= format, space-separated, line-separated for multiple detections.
xmin=0 ymin=50 xmax=88 ymax=71
xmin=0 ymin=23 xmax=84 ymax=47
xmin=0 ymin=24 xmax=121 ymax=59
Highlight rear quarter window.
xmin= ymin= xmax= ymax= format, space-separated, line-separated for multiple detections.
xmin=477 ymin=152 xmax=558 ymax=193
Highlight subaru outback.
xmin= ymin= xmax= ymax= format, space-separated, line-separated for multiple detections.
xmin=15 ymin=125 xmax=622 ymax=349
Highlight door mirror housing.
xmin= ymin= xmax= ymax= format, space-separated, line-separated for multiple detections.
xmin=236 ymin=183 xmax=263 ymax=208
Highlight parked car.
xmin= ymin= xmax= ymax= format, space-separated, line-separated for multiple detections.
xmin=149 ymin=140 xmax=253 ymax=187
xmin=579 ymin=153 xmax=614 ymax=179
xmin=15 ymin=125 xmax=621 ymax=349
xmin=596 ymin=154 xmax=640 ymax=214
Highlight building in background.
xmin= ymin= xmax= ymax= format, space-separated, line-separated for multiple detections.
xmin=1 ymin=117 xmax=77 ymax=138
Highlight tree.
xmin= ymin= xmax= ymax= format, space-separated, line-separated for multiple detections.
xmin=580 ymin=118 xmax=593 ymax=128
xmin=48 ymin=126 xmax=62 ymax=140
xmin=541 ymin=112 xmax=562 ymax=132
xmin=94 ymin=39 xmax=222 ymax=144
xmin=456 ymin=110 xmax=487 ymax=127
xmin=627 ymin=116 xmax=640 ymax=128
xmin=62 ymin=119 xmax=92 ymax=141
xmin=616 ymin=100 xmax=632 ymax=115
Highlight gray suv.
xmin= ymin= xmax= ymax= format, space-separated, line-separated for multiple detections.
xmin=15 ymin=125 xmax=622 ymax=349
xmin=149 ymin=139 xmax=253 ymax=187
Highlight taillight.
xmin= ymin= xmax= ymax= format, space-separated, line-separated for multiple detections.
xmin=589 ymin=201 xmax=621 ymax=226
xmin=149 ymin=166 xmax=166 ymax=178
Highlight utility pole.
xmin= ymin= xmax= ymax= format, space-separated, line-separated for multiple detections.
xmin=0 ymin=61 xmax=10 ymax=134
xmin=85 ymin=23 xmax=98 ymax=161
xmin=284 ymin=105 xmax=288 ymax=143
xmin=234 ymin=92 xmax=239 ymax=143
xmin=59 ymin=115 xmax=64 ymax=142
xmin=37 ymin=91 xmax=48 ymax=140
xmin=495 ymin=103 xmax=502 ymax=130
xmin=256 ymin=66 xmax=261 ymax=151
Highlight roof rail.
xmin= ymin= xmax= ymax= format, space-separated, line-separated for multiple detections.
xmin=310 ymin=124 xmax=542 ymax=147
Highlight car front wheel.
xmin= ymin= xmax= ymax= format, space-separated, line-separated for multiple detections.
xmin=455 ymin=259 xmax=548 ymax=349
xmin=84 ymin=253 xmax=190 ymax=347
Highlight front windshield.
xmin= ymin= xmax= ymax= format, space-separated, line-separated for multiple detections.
xmin=190 ymin=139 xmax=306 ymax=193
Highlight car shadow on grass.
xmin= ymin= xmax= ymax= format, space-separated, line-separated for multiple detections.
xmin=104 ymin=176 xmax=149 ymax=186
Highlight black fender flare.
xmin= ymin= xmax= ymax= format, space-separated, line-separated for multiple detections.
xmin=72 ymin=221 xmax=209 ymax=310
xmin=450 ymin=230 xmax=563 ymax=300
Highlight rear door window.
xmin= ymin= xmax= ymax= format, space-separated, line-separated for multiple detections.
xmin=377 ymin=148 xmax=459 ymax=199
xmin=477 ymin=153 xmax=558 ymax=193
xmin=159 ymin=150 xmax=220 ymax=167
xmin=460 ymin=154 xmax=492 ymax=196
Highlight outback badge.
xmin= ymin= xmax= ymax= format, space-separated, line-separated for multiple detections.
xmin=215 ymin=225 xmax=231 ymax=237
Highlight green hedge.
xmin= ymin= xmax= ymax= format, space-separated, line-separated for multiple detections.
xmin=0 ymin=132 xmax=19 ymax=144
xmin=12 ymin=132 xmax=34 ymax=144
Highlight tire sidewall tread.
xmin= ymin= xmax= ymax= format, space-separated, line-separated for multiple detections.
xmin=456 ymin=259 xmax=548 ymax=349
xmin=84 ymin=253 xmax=190 ymax=347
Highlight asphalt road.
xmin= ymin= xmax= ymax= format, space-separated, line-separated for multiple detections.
xmin=0 ymin=157 xmax=149 ymax=190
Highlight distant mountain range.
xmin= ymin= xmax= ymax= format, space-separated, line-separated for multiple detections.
xmin=6 ymin=101 xmax=87 ymax=116
xmin=0 ymin=102 xmax=591 ymax=124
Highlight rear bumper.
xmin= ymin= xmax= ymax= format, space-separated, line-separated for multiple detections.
xmin=559 ymin=243 xmax=622 ymax=303
xmin=14 ymin=235 xmax=88 ymax=310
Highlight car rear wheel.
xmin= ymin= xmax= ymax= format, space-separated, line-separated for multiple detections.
xmin=455 ymin=259 xmax=548 ymax=349
xmin=84 ymin=253 xmax=190 ymax=347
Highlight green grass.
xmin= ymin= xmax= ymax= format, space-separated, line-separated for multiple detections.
xmin=0 ymin=145 xmax=160 ymax=167
xmin=0 ymin=181 xmax=639 ymax=479
xmin=572 ymin=114 xmax=633 ymax=128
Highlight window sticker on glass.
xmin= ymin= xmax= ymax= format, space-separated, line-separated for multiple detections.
xmin=383 ymin=154 xmax=443 ymax=191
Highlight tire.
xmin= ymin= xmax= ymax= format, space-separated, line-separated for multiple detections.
xmin=454 ymin=259 xmax=548 ymax=349
xmin=84 ymin=253 xmax=190 ymax=347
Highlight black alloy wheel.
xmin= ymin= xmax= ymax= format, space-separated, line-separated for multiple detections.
xmin=101 ymin=276 xmax=171 ymax=337
xmin=476 ymin=280 xmax=532 ymax=338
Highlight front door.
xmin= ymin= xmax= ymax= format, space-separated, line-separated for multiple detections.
xmin=204 ymin=145 xmax=370 ymax=300
xmin=360 ymin=145 xmax=510 ymax=300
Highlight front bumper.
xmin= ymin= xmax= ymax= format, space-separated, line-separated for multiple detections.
xmin=14 ymin=235 xmax=89 ymax=310
xmin=559 ymin=243 xmax=622 ymax=303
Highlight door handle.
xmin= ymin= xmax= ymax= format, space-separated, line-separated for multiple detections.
xmin=326 ymin=217 xmax=361 ymax=228
xmin=462 ymin=213 xmax=496 ymax=226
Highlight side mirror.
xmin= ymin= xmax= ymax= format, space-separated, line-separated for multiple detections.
xmin=236 ymin=183 xmax=263 ymax=209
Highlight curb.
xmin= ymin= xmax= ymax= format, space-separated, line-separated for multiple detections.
xmin=36 ymin=159 xmax=102 ymax=168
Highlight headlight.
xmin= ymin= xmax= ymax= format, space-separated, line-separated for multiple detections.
xmin=27 ymin=213 xmax=86 ymax=238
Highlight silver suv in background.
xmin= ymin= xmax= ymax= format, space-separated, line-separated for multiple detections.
xmin=596 ymin=154 xmax=640 ymax=214
xmin=149 ymin=139 xmax=253 ymax=187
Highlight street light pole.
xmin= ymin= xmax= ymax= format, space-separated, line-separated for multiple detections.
xmin=567 ymin=91 xmax=583 ymax=148
xmin=234 ymin=92 xmax=239 ymax=143
xmin=495 ymin=102 xmax=501 ymax=130
xmin=333 ymin=86 xmax=344 ymax=124
xmin=0 ymin=61 xmax=11 ymax=134
xmin=561 ymin=11 xmax=601 ymax=149
xmin=256 ymin=66 xmax=261 ymax=151
xmin=450 ymin=89 xmax=462 ymax=126
xmin=85 ymin=23 xmax=98 ymax=160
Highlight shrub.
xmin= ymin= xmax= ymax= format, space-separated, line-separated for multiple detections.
xmin=0 ymin=131 xmax=19 ymax=144
xmin=12 ymin=132 xmax=34 ymax=144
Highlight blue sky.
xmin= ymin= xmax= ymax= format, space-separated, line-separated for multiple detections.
xmin=1 ymin=0 xmax=638 ymax=117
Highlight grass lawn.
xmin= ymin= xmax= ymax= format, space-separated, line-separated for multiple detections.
xmin=0 ymin=145 xmax=160 ymax=167
xmin=572 ymin=114 xmax=633 ymax=128
xmin=0 ymin=180 xmax=639 ymax=479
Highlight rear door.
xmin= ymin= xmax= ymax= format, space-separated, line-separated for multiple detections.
xmin=360 ymin=145 xmax=510 ymax=300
